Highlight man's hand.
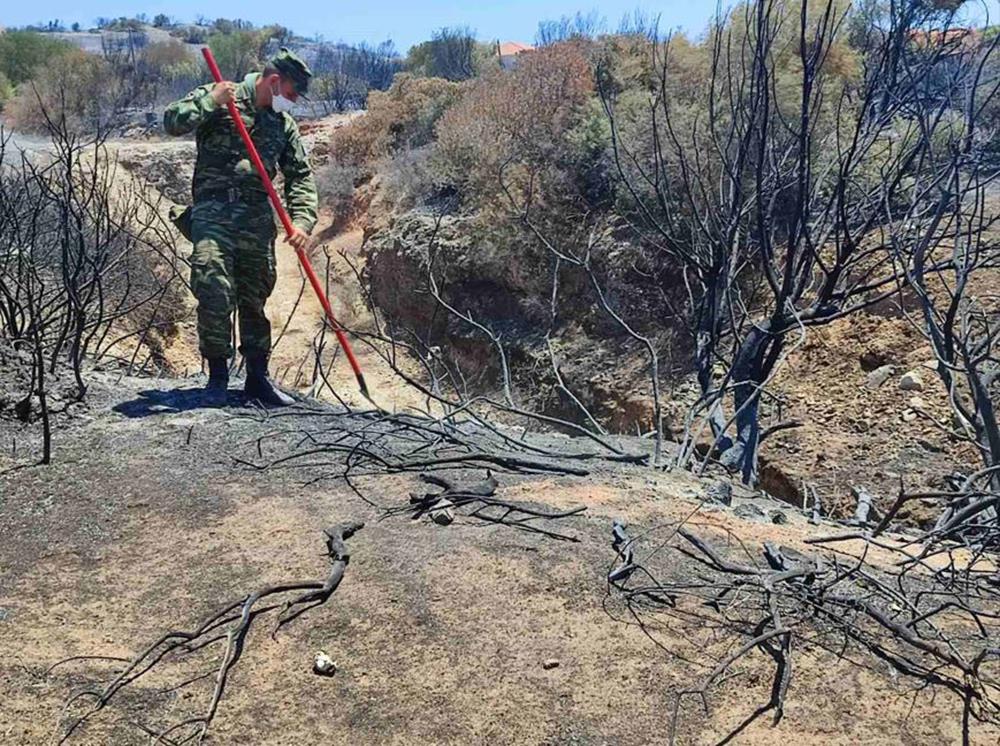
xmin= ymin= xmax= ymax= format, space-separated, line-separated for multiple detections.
xmin=210 ymin=81 xmax=237 ymax=107
xmin=287 ymin=227 xmax=312 ymax=251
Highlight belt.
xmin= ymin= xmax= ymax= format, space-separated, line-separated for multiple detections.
xmin=196 ymin=187 xmax=268 ymax=205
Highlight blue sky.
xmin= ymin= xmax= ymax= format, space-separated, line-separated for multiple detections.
xmin=4 ymin=2 xmax=745 ymax=50
xmin=2 ymin=1 xmax=999 ymax=51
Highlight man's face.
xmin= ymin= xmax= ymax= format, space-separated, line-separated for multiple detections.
xmin=267 ymin=73 xmax=299 ymax=103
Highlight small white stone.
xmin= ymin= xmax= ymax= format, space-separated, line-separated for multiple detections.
xmin=313 ymin=651 xmax=337 ymax=677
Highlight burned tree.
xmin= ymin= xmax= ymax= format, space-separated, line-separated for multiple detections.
xmin=876 ymin=15 xmax=1000 ymax=535
xmin=599 ymin=0 xmax=999 ymax=483
xmin=0 ymin=117 xmax=188 ymax=463
xmin=311 ymin=40 xmax=403 ymax=113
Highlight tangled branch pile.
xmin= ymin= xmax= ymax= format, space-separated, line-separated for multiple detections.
xmin=609 ymin=514 xmax=1000 ymax=743
xmin=231 ymin=403 xmax=645 ymax=485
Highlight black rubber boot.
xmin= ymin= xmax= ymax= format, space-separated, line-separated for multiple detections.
xmin=203 ymin=358 xmax=230 ymax=408
xmin=244 ymin=353 xmax=295 ymax=407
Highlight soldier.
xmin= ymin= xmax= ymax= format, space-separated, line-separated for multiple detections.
xmin=164 ymin=48 xmax=318 ymax=407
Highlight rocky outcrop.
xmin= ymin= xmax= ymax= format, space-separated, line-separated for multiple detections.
xmin=363 ymin=210 xmax=675 ymax=433
xmin=116 ymin=142 xmax=195 ymax=205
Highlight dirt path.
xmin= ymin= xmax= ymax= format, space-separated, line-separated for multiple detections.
xmin=266 ymin=227 xmax=432 ymax=414
xmin=0 ymin=374 xmax=990 ymax=745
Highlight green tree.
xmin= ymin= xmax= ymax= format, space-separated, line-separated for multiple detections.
xmin=207 ymin=29 xmax=269 ymax=79
xmin=406 ymin=27 xmax=478 ymax=81
xmin=0 ymin=31 xmax=75 ymax=87
xmin=0 ymin=72 xmax=14 ymax=111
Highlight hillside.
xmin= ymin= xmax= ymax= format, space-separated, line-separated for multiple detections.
xmin=22 ymin=82 xmax=977 ymax=524
xmin=44 ymin=25 xmax=182 ymax=54
xmin=91 ymin=117 xmax=978 ymax=521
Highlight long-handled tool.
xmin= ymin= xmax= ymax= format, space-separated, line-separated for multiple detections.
xmin=201 ymin=46 xmax=370 ymax=401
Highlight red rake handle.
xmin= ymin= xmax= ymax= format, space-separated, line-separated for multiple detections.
xmin=201 ymin=47 xmax=369 ymax=398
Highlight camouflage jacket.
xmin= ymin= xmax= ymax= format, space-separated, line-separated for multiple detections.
xmin=163 ymin=72 xmax=318 ymax=233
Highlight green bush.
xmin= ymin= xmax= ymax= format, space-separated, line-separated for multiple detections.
xmin=405 ymin=28 xmax=479 ymax=81
xmin=5 ymin=50 xmax=120 ymax=134
xmin=0 ymin=72 xmax=13 ymax=112
xmin=329 ymin=74 xmax=463 ymax=171
xmin=432 ymin=42 xmax=595 ymax=208
xmin=0 ymin=31 xmax=75 ymax=87
xmin=172 ymin=25 xmax=209 ymax=44
xmin=139 ymin=40 xmax=204 ymax=102
xmin=314 ymin=162 xmax=359 ymax=227
xmin=207 ymin=29 xmax=268 ymax=80
xmin=380 ymin=146 xmax=439 ymax=210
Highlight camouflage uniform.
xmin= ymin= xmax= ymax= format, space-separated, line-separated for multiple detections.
xmin=163 ymin=60 xmax=318 ymax=361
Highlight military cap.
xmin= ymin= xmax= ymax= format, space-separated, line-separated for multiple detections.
xmin=269 ymin=47 xmax=312 ymax=95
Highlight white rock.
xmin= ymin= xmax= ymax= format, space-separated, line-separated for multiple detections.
xmin=313 ymin=651 xmax=337 ymax=677
xmin=866 ymin=365 xmax=895 ymax=389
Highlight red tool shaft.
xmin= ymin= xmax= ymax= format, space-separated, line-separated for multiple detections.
xmin=200 ymin=47 xmax=369 ymax=398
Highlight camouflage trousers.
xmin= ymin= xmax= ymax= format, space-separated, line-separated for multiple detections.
xmin=190 ymin=202 xmax=277 ymax=360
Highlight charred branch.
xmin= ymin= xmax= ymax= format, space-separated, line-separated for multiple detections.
xmin=55 ymin=522 xmax=364 ymax=745
xmin=607 ymin=515 xmax=1000 ymax=744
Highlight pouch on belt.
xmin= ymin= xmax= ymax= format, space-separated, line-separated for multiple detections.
xmin=169 ymin=204 xmax=194 ymax=242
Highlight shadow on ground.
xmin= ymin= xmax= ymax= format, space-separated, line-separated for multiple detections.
xmin=113 ymin=388 xmax=241 ymax=417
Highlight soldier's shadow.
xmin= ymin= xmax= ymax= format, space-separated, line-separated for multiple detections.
xmin=113 ymin=388 xmax=243 ymax=417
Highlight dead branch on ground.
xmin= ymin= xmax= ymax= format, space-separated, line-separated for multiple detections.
xmin=55 ymin=521 xmax=364 ymax=745
xmin=385 ymin=471 xmax=587 ymax=541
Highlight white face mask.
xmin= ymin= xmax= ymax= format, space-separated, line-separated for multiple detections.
xmin=270 ymin=85 xmax=295 ymax=114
